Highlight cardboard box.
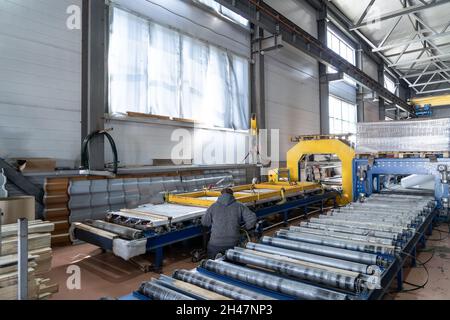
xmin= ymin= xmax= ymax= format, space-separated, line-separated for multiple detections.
xmin=0 ymin=196 xmax=35 ymax=225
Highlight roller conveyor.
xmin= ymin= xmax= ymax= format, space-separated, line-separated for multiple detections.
xmin=246 ymin=242 xmax=374 ymax=274
xmin=289 ymin=226 xmax=396 ymax=246
xmin=300 ymin=221 xmax=403 ymax=240
xmin=276 ymin=229 xmax=396 ymax=255
xmin=126 ymin=193 xmax=436 ymax=301
xmin=172 ymin=270 xmax=275 ymax=300
xmin=200 ymin=260 xmax=349 ymax=300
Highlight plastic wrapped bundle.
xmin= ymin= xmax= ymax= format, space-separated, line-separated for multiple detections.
xmin=355 ymin=118 xmax=450 ymax=153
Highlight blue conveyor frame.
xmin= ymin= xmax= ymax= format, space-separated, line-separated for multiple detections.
xmin=75 ymin=191 xmax=338 ymax=270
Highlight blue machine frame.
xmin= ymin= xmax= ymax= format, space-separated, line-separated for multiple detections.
xmin=353 ymin=157 xmax=450 ymax=209
xmin=75 ymin=191 xmax=338 ymax=270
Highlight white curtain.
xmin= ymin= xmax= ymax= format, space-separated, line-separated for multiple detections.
xmin=180 ymin=35 xmax=209 ymax=120
xmin=148 ymin=23 xmax=181 ymax=118
xmin=109 ymin=7 xmax=250 ymax=130
xmin=109 ymin=8 xmax=149 ymax=114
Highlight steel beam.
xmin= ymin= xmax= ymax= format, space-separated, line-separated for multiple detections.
xmin=389 ymin=52 xmax=450 ymax=68
xmin=216 ymin=0 xmax=414 ymax=113
xmin=373 ymin=30 xmax=450 ymax=53
xmin=401 ymin=67 xmax=450 ymax=79
xmin=318 ymin=3 xmax=329 ymax=135
xmin=378 ymin=64 xmax=385 ymax=120
xmin=356 ymin=47 xmax=365 ymax=122
xmin=416 ymin=87 xmax=450 ymax=94
xmin=350 ymin=0 xmax=450 ymax=30
xmin=251 ymin=26 xmax=266 ymax=130
xmin=82 ymin=0 xmax=107 ymax=170
xmin=410 ymin=78 xmax=450 ymax=87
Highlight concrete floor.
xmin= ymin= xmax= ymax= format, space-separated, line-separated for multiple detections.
xmin=388 ymin=225 xmax=450 ymax=300
xmin=47 ymin=224 xmax=450 ymax=300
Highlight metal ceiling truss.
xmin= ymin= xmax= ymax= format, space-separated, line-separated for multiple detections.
xmin=217 ymin=0 xmax=414 ymax=113
xmin=349 ymin=0 xmax=450 ymax=31
xmin=323 ymin=0 xmax=413 ymax=116
xmin=343 ymin=0 xmax=450 ymax=95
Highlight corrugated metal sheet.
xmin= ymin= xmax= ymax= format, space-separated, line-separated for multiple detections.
xmin=0 ymin=0 xmax=82 ymax=168
xmin=67 ymin=169 xmax=244 ymax=223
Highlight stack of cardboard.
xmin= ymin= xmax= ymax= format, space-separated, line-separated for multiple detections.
xmin=0 ymin=220 xmax=58 ymax=299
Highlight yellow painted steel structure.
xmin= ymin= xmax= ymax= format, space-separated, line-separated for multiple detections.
xmin=411 ymin=94 xmax=450 ymax=107
xmin=166 ymin=182 xmax=320 ymax=208
xmin=285 ymin=138 xmax=355 ymax=205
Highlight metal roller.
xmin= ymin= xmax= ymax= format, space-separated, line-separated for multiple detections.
xmin=309 ymin=217 xmax=411 ymax=235
xmin=276 ymin=229 xmax=396 ymax=255
xmin=225 ymin=248 xmax=362 ymax=292
xmin=322 ymin=214 xmax=415 ymax=227
xmin=317 ymin=215 xmax=412 ymax=228
xmin=331 ymin=213 xmax=423 ymax=226
xmin=201 ymin=259 xmax=348 ymax=300
xmin=300 ymin=221 xmax=402 ymax=240
xmin=289 ymin=226 xmax=395 ymax=246
xmin=261 ymin=236 xmax=381 ymax=266
xmin=172 ymin=270 xmax=274 ymax=300
xmin=139 ymin=281 xmax=195 ymax=300
xmin=85 ymin=220 xmax=144 ymax=240
xmin=370 ymin=194 xmax=434 ymax=200
xmin=246 ymin=242 xmax=373 ymax=274
xmin=350 ymin=202 xmax=431 ymax=211
xmin=336 ymin=208 xmax=424 ymax=218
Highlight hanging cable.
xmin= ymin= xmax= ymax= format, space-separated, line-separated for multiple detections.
xmin=81 ymin=128 xmax=118 ymax=174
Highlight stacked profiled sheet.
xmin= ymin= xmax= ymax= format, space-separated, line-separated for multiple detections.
xmin=355 ymin=118 xmax=450 ymax=153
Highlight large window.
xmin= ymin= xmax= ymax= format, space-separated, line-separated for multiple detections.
xmin=327 ymin=28 xmax=356 ymax=85
xmin=108 ymin=7 xmax=250 ymax=130
xmin=384 ymin=75 xmax=397 ymax=94
xmin=327 ymin=28 xmax=355 ymax=65
xmin=329 ymin=96 xmax=357 ymax=135
xmin=195 ymin=0 xmax=249 ymax=27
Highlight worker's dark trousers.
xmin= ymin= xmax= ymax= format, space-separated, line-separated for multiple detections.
xmin=207 ymin=243 xmax=235 ymax=259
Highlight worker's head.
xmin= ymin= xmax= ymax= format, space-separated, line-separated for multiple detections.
xmin=221 ymin=188 xmax=234 ymax=196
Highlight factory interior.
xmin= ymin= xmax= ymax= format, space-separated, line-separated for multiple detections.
xmin=3 ymin=0 xmax=450 ymax=304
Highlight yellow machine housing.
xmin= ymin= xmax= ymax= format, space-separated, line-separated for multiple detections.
xmin=271 ymin=136 xmax=355 ymax=205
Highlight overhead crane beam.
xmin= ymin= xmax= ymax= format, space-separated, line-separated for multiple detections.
xmin=216 ymin=0 xmax=414 ymax=114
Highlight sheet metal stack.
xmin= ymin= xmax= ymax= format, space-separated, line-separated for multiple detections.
xmin=355 ymin=118 xmax=450 ymax=153
xmin=135 ymin=194 xmax=435 ymax=300
xmin=0 ymin=220 xmax=59 ymax=300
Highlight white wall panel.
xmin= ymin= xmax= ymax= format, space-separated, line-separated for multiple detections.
xmin=105 ymin=120 xmax=249 ymax=166
xmin=265 ymin=43 xmax=320 ymax=162
xmin=0 ymin=0 xmax=82 ymax=167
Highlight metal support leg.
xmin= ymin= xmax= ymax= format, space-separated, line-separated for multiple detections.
xmin=18 ymin=218 xmax=28 ymax=300
xmin=411 ymin=247 xmax=417 ymax=267
xmin=283 ymin=211 xmax=289 ymax=226
xmin=427 ymin=222 xmax=433 ymax=236
xmin=396 ymin=268 xmax=404 ymax=291
xmin=154 ymin=247 xmax=163 ymax=272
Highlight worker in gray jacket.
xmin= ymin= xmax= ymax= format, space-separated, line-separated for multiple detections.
xmin=202 ymin=188 xmax=257 ymax=259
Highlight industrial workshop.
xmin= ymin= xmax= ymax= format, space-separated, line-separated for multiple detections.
xmin=2 ymin=0 xmax=450 ymax=303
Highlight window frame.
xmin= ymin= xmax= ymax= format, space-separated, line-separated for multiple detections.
xmin=328 ymin=95 xmax=357 ymax=135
